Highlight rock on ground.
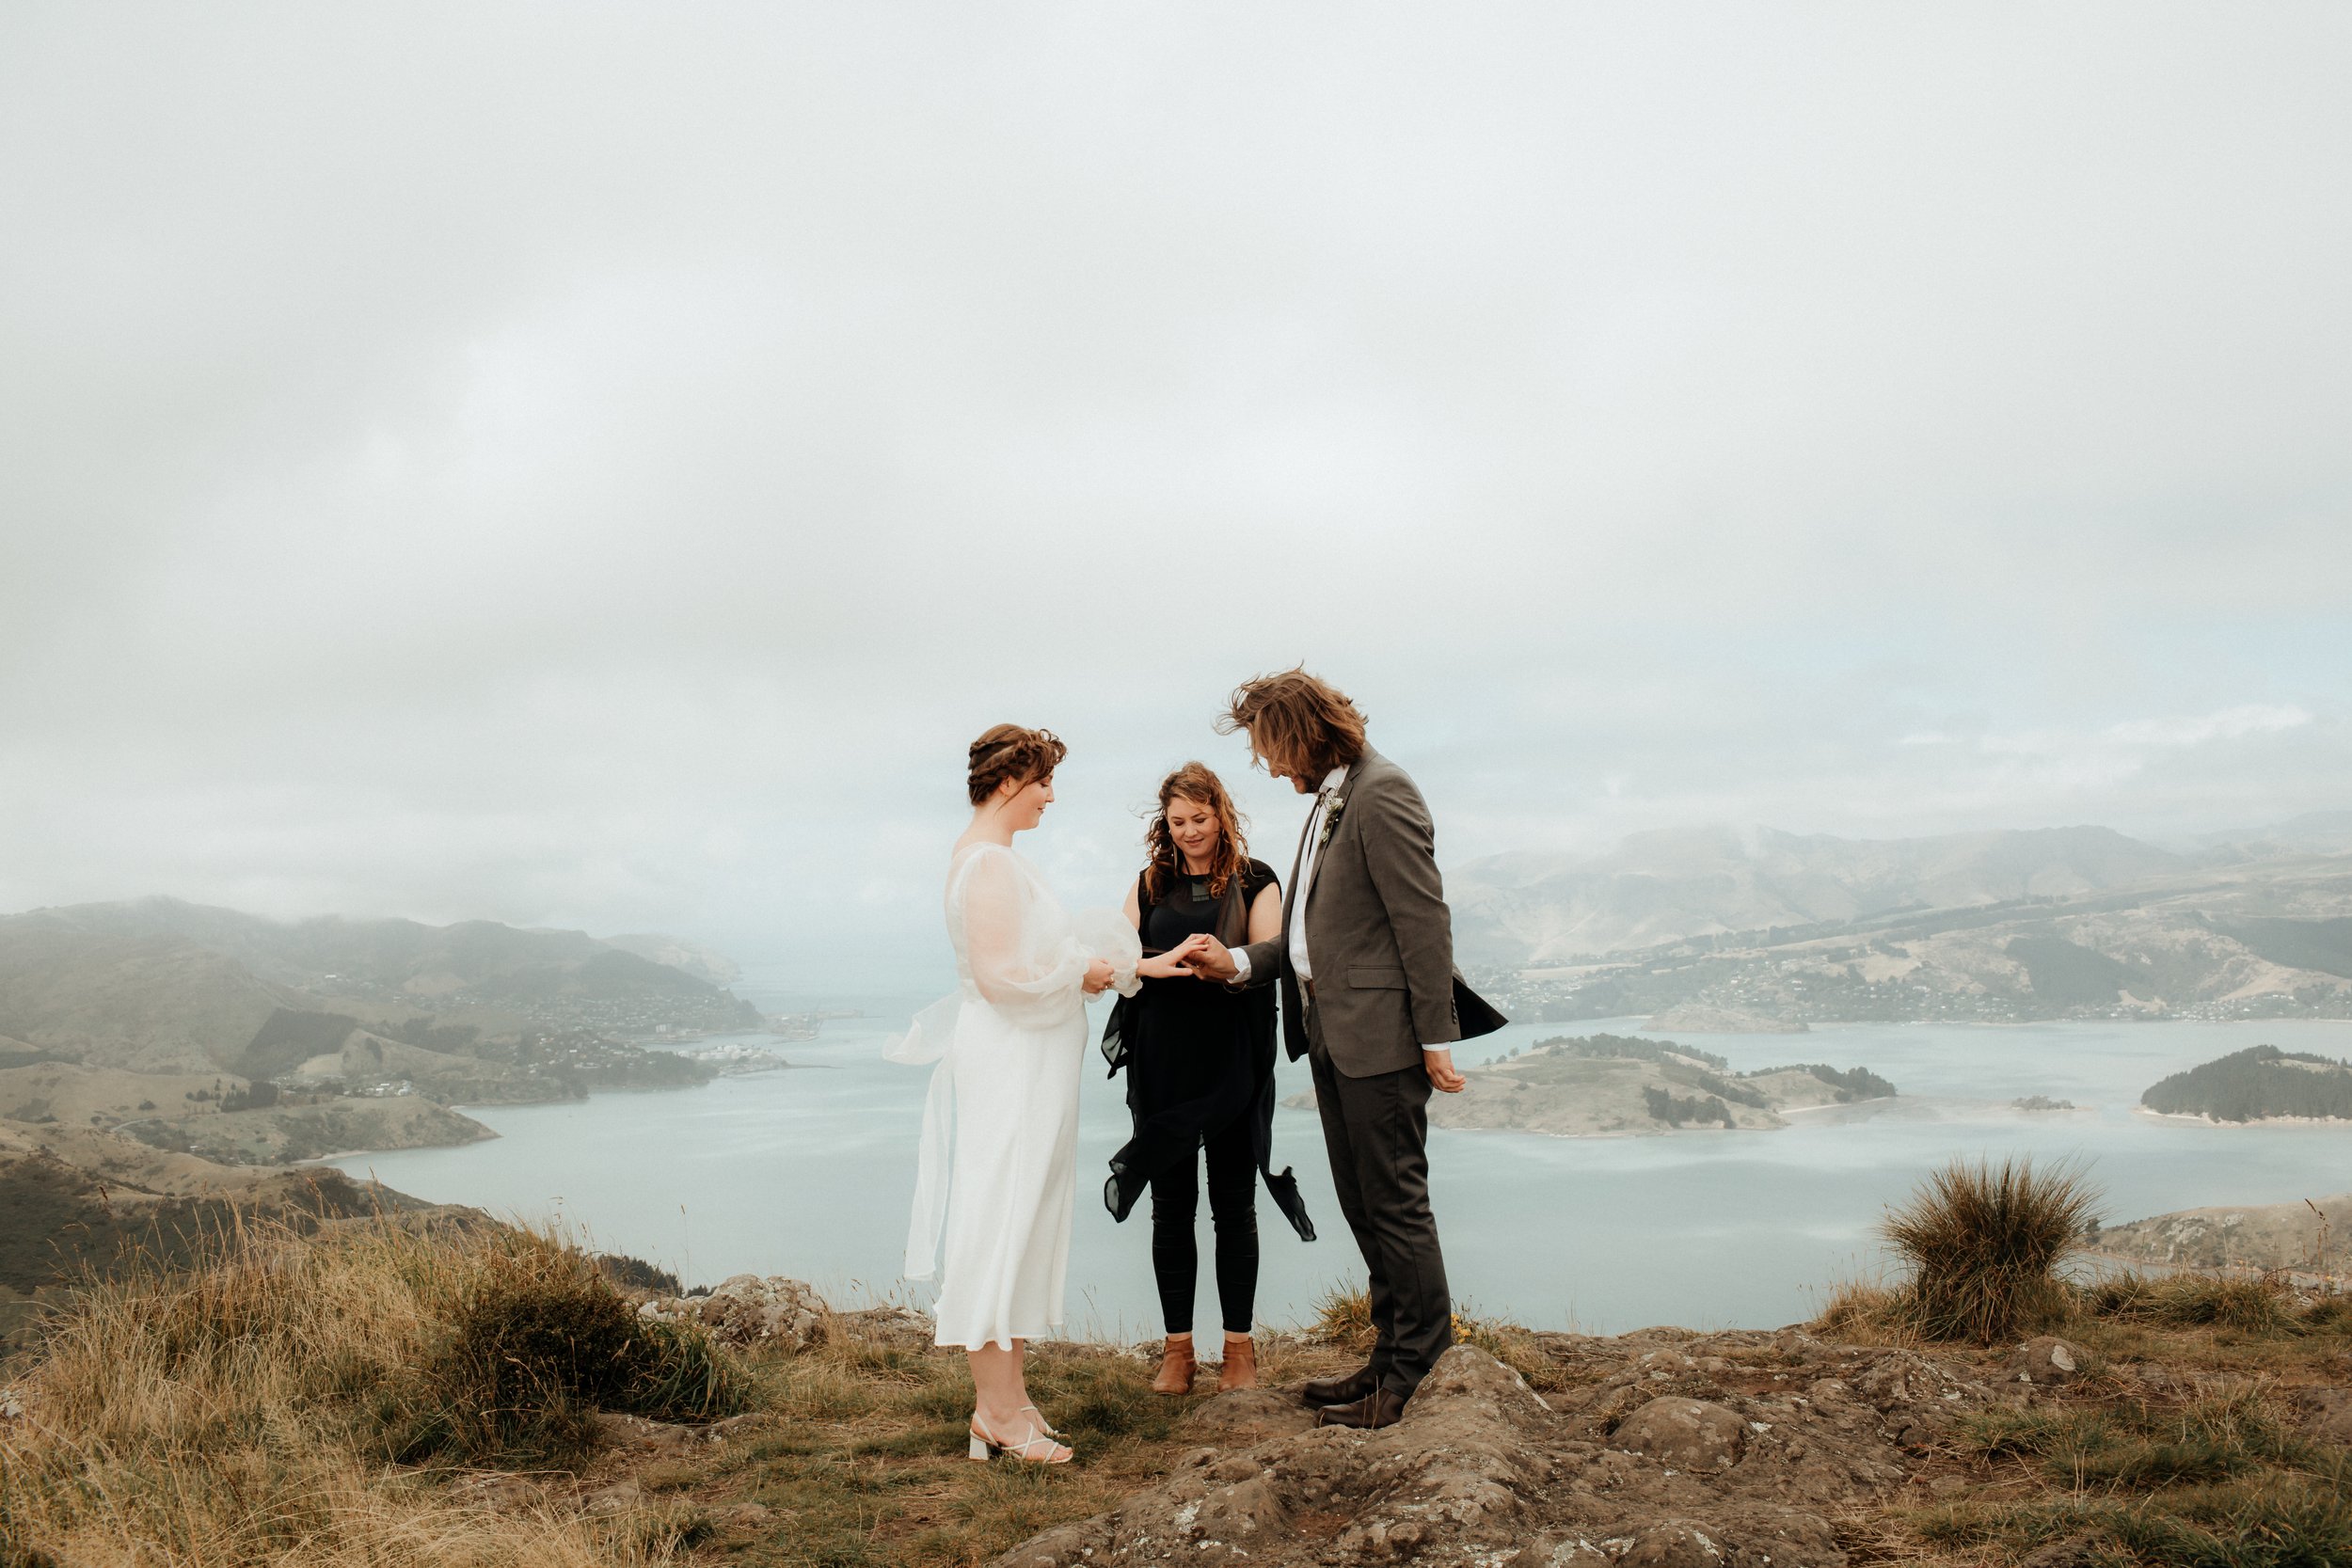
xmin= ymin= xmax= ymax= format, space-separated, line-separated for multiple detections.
xmin=994 ymin=1329 xmax=1997 ymax=1568
xmin=637 ymin=1274 xmax=828 ymax=1351
xmin=2000 ymin=1336 xmax=2090 ymax=1387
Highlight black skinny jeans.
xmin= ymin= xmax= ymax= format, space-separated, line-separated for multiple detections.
xmin=1148 ymin=1114 xmax=1259 ymax=1336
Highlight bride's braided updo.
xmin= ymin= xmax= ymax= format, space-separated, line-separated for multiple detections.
xmin=966 ymin=723 xmax=1067 ymax=805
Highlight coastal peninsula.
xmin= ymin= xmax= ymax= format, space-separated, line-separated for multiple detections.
xmin=1426 ymin=1034 xmax=1896 ymax=1137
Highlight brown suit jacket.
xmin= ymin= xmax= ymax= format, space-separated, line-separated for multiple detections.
xmin=1237 ymin=747 xmax=1502 ymax=1078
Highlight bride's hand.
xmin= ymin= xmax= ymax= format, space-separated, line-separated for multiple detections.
xmin=1135 ymin=933 xmax=1214 ymax=980
xmin=1082 ymin=958 xmax=1116 ymax=995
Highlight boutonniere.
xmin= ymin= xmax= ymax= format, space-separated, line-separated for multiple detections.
xmin=1317 ymin=794 xmax=1348 ymax=847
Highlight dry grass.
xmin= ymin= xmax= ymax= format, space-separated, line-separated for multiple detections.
xmin=1 ymin=1212 xmax=1373 ymax=1568
xmin=0 ymin=1214 xmax=735 ymax=1568
xmin=1301 ymin=1281 xmax=1559 ymax=1391
xmin=1876 ymin=1265 xmax=2352 ymax=1568
xmin=689 ymin=1332 xmax=1210 ymax=1566
xmin=1808 ymin=1277 xmax=1922 ymax=1348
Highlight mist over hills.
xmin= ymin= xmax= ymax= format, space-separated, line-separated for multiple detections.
xmin=13 ymin=899 xmax=741 ymax=1014
xmin=1452 ymin=823 xmax=2188 ymax=963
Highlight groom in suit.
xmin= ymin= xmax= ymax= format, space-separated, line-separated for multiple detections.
xmin=1185 ymin=668 xmax=1502 ymax=1430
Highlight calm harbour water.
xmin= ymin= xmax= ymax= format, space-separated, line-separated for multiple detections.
xmin=331 ymin=1000 xmax=2352 ymax=1339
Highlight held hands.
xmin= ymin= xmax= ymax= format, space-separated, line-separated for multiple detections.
xmin=1082 ymin=958 xmax=1117 ymax=996
xmin=1181 ymin=933 xmax=1240 ymax=983
xmin=1136 ymin=933 xmax=1215 ymax=980
xmin=1422 ymin=1047 xmax=1466 ymax=1094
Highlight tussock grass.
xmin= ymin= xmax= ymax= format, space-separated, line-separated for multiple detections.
xmin=0 ymin=1214 xmax=739 ymax=1567
xmin=1881 ymin=1156 xmax=2100 ymax=1344
xmin=2081 ymin=1271 xmax=2309 ymax=1337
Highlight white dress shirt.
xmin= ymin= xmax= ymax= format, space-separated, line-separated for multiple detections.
xmin=1231 ymin=764 xmax=1348 ymax=988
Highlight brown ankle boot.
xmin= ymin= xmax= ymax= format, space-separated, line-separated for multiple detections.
xmin=1151 ymin=1337 xmax=1196 ymax=1395
xmin=1217 ymin=1335 xmax=1257 ymax=1392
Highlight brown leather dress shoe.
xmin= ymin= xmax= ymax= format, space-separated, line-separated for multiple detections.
xmin=1217 ymin=1336 xmax=1257 ymax=1392
xmin=1297 ymin=1364 xmax=1379 ymax=1408
xmin=1150 ymin=1338 xmax=1196 ymax=1395
xmin=1315 ymin=1386 xmax=1406 ymax=1430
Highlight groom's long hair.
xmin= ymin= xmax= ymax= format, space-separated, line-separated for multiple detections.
xmin=1142 ymin=762 xmax=1251 ymax=902
xmin=1216 ymin=667 xmax=1368 ymax=782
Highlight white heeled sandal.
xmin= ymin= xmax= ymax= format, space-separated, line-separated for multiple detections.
xmin=968 ymin=1411 xmax=1073 ymax=1464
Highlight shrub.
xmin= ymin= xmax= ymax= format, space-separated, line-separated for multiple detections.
xmin=395 ymin=1230 xmax=740 ymax=1462
xmin=1883 ymin=1156 xmax=2099 ymax=1344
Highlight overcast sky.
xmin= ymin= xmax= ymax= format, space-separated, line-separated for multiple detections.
xmin=3 ymin=4 xmax=2348 ymax=987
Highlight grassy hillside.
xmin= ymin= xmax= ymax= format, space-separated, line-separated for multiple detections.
xmin=1 ymin=1192 xmax=2344 ymax=1568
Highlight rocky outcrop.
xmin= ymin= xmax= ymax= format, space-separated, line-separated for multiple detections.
xmin=637 ymin=1274 xmax=828 ymax=1351
xmin=993 ymin=1330 xmax=1998 ymax=1567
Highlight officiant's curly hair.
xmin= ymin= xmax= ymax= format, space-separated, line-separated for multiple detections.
xmin=1216 ymin=668 xmax=1367 ymax=781
xmin=1143 ymin=762 xmax=1251 ymax=901
xmin=966 ymin=723 xmax=1066 ymax=805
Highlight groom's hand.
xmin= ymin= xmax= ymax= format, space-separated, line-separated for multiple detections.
xmin=1183 ymin=934 xmax=1239 ymax=982
xmin=1422 ymin=1047 xmax=1466 ymax=1093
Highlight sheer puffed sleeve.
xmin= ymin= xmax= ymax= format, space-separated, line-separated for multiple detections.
xmin=959 ymin=846 xmax=1089 ymax=1025
xmin=1074 ymin=907 xmax=1141 ymax=998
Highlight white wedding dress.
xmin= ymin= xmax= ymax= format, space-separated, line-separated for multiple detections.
xmin=889 ymin=843 xmax=1137 ymax=1350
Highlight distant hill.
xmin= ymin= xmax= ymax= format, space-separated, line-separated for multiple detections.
xmin=0 ymin=900 xmax=760 ymax=1074
xmin=2140 ymin=1044 xmax=2352 ymax=1124
xmin=2089 ymin=1191 xmax=2352 ymax=1273
xmin=2186 ymin=810 xmax=2352 ymax=863
xmin=0 ymin=900 xmax=763 ymax=1166
xmin=0 ymin=920 xmax=301 ymax=1072
xmin=1465 ymin=816 xmax=2352 ymax=1028
xmin=1453 ymin=824 xmax=2184 ymax=963
xmin=22 ymin=898 xmax=747 ymax=1009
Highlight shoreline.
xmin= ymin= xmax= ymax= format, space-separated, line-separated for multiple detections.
xmin=2131 ymin=1105 xmax=2352 ymax=1128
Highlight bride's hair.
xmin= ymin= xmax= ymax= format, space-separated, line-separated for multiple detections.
xmin=1143 ymin=761 xmax=1250 ymax=901
xmin=1215 ymin=667 xmax=1367 ymax=780
xmin=967 ymin=723 xmax=1066 ymax=806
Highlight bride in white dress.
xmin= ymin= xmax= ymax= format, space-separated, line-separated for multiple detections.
xmin=890 ymin=724 xmax=1203 ymax=1464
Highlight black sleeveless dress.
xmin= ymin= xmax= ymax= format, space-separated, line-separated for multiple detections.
xmin=1101 ymin=858 xmax=1314 ymax=1243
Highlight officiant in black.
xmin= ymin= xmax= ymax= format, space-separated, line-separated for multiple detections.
xmin=1103 ymin=762 xmax=1312 ymax=1397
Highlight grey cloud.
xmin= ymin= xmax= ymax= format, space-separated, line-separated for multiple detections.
xmin=2 ymin=4 xmax=2347 ymax=981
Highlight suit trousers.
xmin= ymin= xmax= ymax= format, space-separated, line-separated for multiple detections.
xmin=1306 ymin=1001 xmax=1453 ymax=1398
